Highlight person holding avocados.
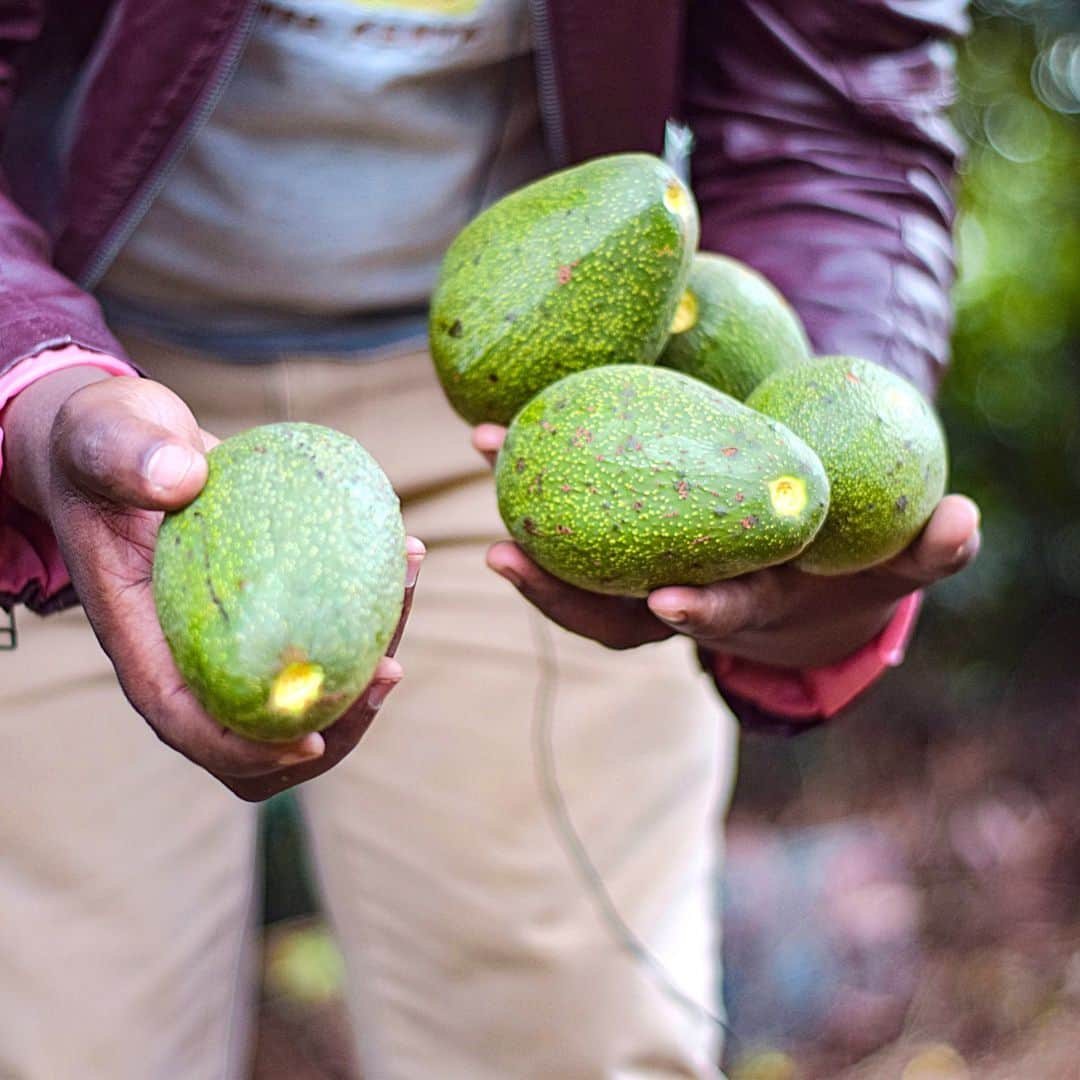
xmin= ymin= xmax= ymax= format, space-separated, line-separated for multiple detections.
xmin=0 ymin=1 xmax=979 ymax=1077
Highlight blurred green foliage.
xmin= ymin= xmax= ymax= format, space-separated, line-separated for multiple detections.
xmin=926 ymin=0 xmax=1080 ymax=688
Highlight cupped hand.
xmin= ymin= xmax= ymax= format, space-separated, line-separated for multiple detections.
xmin=473 ymin=423 xmax=979 ymax=668
xmin=4 ymin=369 xmax=423 ymax=800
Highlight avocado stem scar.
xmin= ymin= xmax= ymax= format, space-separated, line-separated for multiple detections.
xmin=663 ymin=179 xmax=691 ymax=217
xmin=270 ymin=662 xmax=325 ymax=716
xmin=670 ymin=289 xmax=699 ymax=334
xmin=768 ymin=475 xmax=809 ymax=517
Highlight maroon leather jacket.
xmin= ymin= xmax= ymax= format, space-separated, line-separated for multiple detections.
xmin=0 ymin=0 xmax=966 ymax=391
xmin=0 ymin=1 xmax=967 ymax=727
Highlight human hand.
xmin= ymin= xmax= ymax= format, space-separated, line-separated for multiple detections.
xmin=473 ymin=423 xmax=979 ymax=668
xmin=2 ymin=369 xmax=424 ymax=800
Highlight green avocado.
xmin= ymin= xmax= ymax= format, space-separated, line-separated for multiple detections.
xmin=659 ymin=253 xmax=810 ymax=400
xmin=152 ymin=423 xmax=406 ymax=742
xmin=430 ymin=153 xmax=699 ymax=425
xmin=495 ymin=365 xmax=830 ymax=597
xmin=746 ymin=356 xmax=948 ymax=575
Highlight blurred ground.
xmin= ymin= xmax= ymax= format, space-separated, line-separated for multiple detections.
xmin=719 ymin=608 xmax=1080 ymax=1078
xmin=250 ymin=616 xmax=1080 ymax=1079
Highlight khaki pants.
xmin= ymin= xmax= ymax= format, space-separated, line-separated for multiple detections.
xmin=0 ymin=335 xmax=737 ymax=1079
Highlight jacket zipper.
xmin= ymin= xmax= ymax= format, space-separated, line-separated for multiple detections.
xmin=528 ymin=0 xmax=568 ymax=166
xmin=82 ymin=0 xmax=561 ymax=288
xmin=78 ymin=1 xmax=261 ymax=290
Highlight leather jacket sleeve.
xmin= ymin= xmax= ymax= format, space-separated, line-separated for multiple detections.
xmin=0 ymin=1 xmax=124 ymax=378
xmin=682 ymin=0 xmax=968 ymax=732
xmin=682 ymin=0 xmax=969 ymax=397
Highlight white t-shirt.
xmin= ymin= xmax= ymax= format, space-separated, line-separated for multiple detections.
xmin=99 ymin=0 xmax=549 ymax=355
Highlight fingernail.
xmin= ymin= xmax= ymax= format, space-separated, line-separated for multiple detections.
xmin=652 ymin=605 xmax=687 ymax=624
xmin=145 ymin=444 xmax=195 ymax=491
xmin=277 ymin=734 xmax=323 ymax=766
xmin=951 ymin=537 xmax=978 ymax=567
xmin=367 ymin=679 xmax=398 ymax=711
xmin=405 ymin=559 xmax=422 ymax=589
xmin=278 ymin=748 xmax=321 ymax=766
xmin=495 ymin=566 xmax=523 ymax=588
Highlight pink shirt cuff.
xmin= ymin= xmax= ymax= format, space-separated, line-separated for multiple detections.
xmin=1 ymin=346 xmax=137 ymax=612
xmin=710 ymin=592 xmax=923 ymax=722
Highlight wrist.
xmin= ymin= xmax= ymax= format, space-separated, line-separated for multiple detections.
xmin=769 ymin=600 xmax=901 ymax=670
xmin=1 ymin=365 xmax=114 ymax=517
xmin=711 ymin=592 xmax=923 ymax=727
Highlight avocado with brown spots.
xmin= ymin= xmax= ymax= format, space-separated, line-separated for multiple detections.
xmin=659 ymin=253 xmax=810 ymax=400
xmin=747 ymin=356 xmax=947 ymax=574
xmin=153 ymin=423 xmax=406 ymax=742
xmin=495 ymin=365 xmax=830 ymax=596
xmin=429 ymin=153 xmax=699 ymax=425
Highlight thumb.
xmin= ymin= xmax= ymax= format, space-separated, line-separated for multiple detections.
xmin=884 ymin=494 xmax=981 ymax=586
xmin=53 ymin=379 xmax=209 ymax=511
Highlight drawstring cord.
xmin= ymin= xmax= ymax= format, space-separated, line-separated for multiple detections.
xmin=0 ymin=607 xmax=16 ymax=650
xmin=528 ymin=610 xmax=738 ymax=1049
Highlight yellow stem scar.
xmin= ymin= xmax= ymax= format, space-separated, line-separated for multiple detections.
xmin=768 ymin=476 xmax=809 ymax=518
xmin=663 ymin=179 xmax=691 ymax=217
xmin=270 ymin=662 xmax=325 ymax=717
xmin=670 ymin=289 xmax=699 ymax=333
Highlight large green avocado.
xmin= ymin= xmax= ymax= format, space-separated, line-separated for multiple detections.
xmin=659 ymin=253 xmax=810 ymax=400
xmin=430 ymin=153 xmax=699 ymax=425
xmin=153 ymin=423 xmax=406 ymax=742
xmin=747 ymin=357 xmax=948 ymax=575
xmin=495 ymin=365 xmax=830 ymax=597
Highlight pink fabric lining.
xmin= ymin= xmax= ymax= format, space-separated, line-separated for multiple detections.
xmin=710 ymin=592 xmax=923 ymax=721
xmin=0 ymin=346 xmax=136 ymax=609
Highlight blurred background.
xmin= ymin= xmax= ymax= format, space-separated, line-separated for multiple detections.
xmin=251 ymin=2 xmax=1080 ymax=1076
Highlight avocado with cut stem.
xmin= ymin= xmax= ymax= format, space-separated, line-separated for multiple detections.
xmin=153 ymin=422 xmax=406 ymax=742
xmin=747 ymin=356 xmax=948 ymax=575
xmin=430 ymin=153 xmax=699 ymax=426
xmin=660 ymin=252 xmax=810 ymax=401
xmin=495 ymin=365 xmax=830 ymax=597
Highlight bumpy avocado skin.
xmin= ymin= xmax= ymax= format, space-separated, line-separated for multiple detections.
xmin=495 ymin=366 xmax=830 ymax=597
xmin=747 ymin=357 xmax=948 ymax=575
xmin=430 ymin=153 xmax=699 ymax=425
xmin=153 ymin=423 xmax=406 ymax=742
xmin=659 ymin=253 xmax=810 ymax=400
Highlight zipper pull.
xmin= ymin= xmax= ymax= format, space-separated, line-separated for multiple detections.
xmin=0 ymin=608 xmax=16 ymax=651
xmin=663 ymin=119 xmax=695 ymax=187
